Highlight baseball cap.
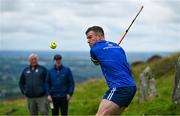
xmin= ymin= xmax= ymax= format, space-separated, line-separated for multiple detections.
xmin=54 ymin=54 xmax=62 ymax=60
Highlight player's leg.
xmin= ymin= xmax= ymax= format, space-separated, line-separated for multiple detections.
xmin=96 ymin=86 xmax=136 ymax=115
xmin=96 ymin=99 xmax=125 ymax=115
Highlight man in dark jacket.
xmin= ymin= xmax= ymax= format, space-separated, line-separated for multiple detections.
xmin=46 ymin=54 xmax=75 ymax=116
xmin=19 ymin=53 xmax=48 ymax=115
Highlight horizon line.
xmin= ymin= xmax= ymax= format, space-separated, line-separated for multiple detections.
xmin=0 ymin=49 xmax=179 ymax=53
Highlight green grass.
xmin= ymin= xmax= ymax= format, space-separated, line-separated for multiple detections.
xmin=0 ymin=99 xmax=28 ymax=115
xmin=69 ymin=79 xmax=107 ymax=115
xmin=0 ymin=53 xmax=180 ymax=115
xmin=123 ymin=71 xmax=180 ymax=115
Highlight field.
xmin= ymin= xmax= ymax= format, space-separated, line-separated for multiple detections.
xmin=0 ymin=53 xmax=180 ymax=115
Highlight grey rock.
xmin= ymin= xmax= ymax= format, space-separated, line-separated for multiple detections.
xmin=148 ymin=78 xmax=157 ymax=98
xmin=172 ymin=56 xmax=180 ymax=106
xmin=138 ymin=66 xmax=157 ymax=103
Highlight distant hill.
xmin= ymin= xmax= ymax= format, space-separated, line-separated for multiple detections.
xmin=0 ymin=52 xmax=180 ymax=115
xmin=0 ymin=51 xmax=171 ymax=100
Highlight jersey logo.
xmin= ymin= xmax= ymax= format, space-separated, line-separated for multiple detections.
xmin=103 ymin=43 xmax=120 ymax=50
xmin=35 ymin=69 xmax=39 ymax=73
xmin=108 ymin=43 xmax=114 ymax=47
xmin=26 ymin=70 xmax=31 ymax=74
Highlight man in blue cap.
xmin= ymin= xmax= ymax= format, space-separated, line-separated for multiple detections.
xmin=46 ymin=54 xmax=75 ymax=115
xmin=85 ymin=26 xmax=136 ymax=115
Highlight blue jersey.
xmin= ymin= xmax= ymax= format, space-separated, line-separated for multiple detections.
xmin=90 ymin=40 xmax=136 ymax=88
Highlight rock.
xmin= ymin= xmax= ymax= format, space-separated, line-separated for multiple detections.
xmin=138 ymin=66 xmax=157 ymax=103
xmin=138 ymin=67 xmax=149 ymax=103
xmin=148 ymin=78 xmax=157 ymax=98
xmin=172 ymin=56 xmax=180 ymax=106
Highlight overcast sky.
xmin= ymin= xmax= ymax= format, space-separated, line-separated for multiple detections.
xmin=0 ymin=0 xmax=179 ymax=52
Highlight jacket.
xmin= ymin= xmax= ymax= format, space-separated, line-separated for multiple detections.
xmin=19 ymin=65 xmax=47 ymax=98
xmin=46 ymin=65 xmax=75 ymax=97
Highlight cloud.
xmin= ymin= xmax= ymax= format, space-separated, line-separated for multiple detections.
xmin=0 ymin=0 xmax=179 ymax=51
xmin=0 ymin=0 xmax=20 ymax=12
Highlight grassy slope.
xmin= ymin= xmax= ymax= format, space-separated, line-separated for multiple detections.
xmin=0 ymin=53 xmax=180 ymax=115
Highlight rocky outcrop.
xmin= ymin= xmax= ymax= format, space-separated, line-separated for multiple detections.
xmin=172 ymin=56 xmax=180 ymax=106
xmin=139 ymin=66 xmax=157 ymax=103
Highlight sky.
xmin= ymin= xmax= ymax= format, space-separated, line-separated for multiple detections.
xmin=0 ymin=0 xmax=180 ymax=52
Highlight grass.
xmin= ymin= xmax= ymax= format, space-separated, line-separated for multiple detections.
xmin=0 ymin=52 xmax=180 ymax=115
